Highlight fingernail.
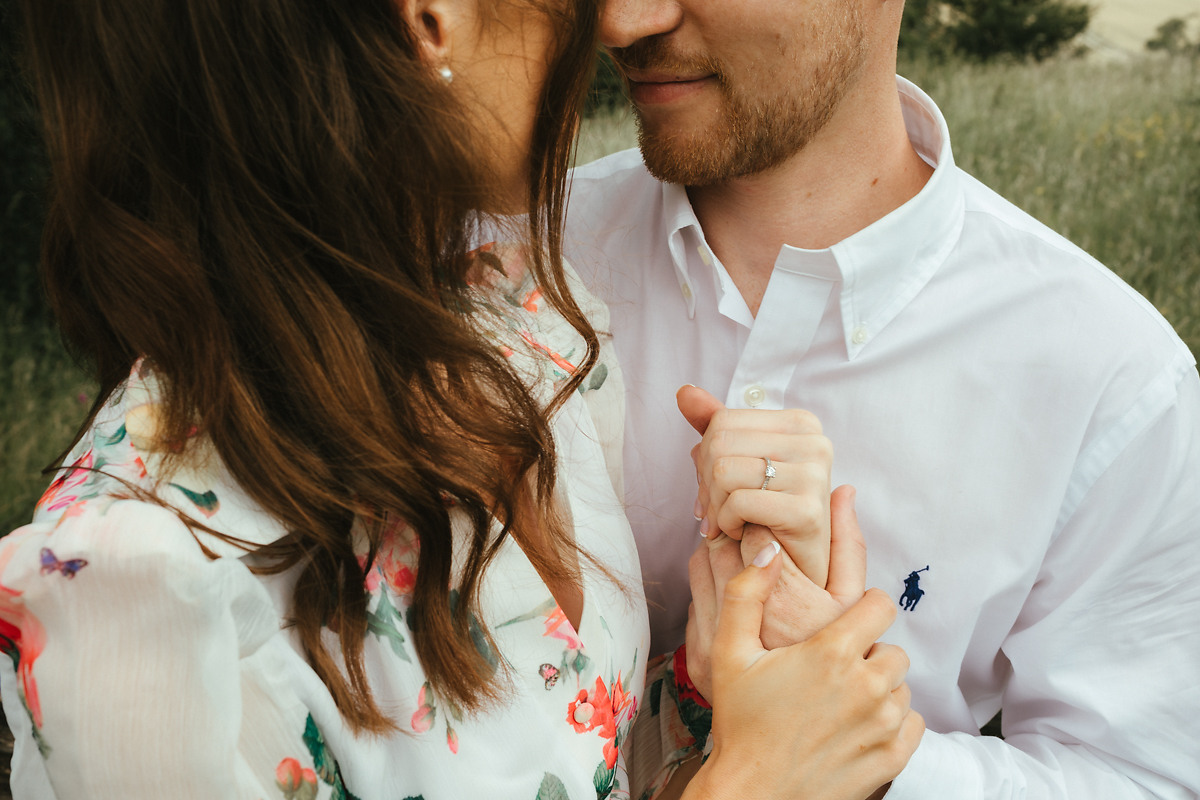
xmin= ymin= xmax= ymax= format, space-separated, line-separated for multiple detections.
xmin=752 ymin=541 xmax=781 ymax=568
xmin=699 ymin=517 xmax=711 ymax=538
xmin=693 ymin=496 xmax=704 ymax=520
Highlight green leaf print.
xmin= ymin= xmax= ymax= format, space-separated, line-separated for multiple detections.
xmin=303 ymin=715 xmax=337 ymax=784
xmin=450 ymin=589 xmax=499 ymax=669
xmin=302 ymin=714 xmax=362 ymax=800
xmin=593 ymin=760 xmax=617 ymax=800
xmin=497 ymin=597 xmax=556 ymax=628
xmin=536 ymin=773 xmax=571 ymax=800
xmin=586 ymin=363 xmax=609 ymax=392
xmin=366 ymin=589 xmax=412 ymax=662
xmin=170 ymin=484 xmax=220 ymax=515
xmin=100 ymin=423 xmax=127 ymax=447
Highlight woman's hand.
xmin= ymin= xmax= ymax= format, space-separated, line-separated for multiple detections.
xmin=686 ymin=545 xmax=924 ymax=800
xmin=677 ymin=385 xmax=833 ymax=589
xmin=686 ymin=484 xmax=866 ymax=697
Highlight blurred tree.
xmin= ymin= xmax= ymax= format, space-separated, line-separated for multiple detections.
xmin=900 ymin=0 xmax=954 ymax=59
xmin=1146 ymin=17 xmax=1200 ymax=57
xmin=900 ymin=0 xmax=1092 ymax=62
xmin=945 ymin=0 xmax=1093 ymax=61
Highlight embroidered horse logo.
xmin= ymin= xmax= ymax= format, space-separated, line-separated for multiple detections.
xmin=899 ymin=566 xmax=929 ymax=611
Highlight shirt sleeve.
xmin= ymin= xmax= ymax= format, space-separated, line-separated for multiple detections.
xmin=887 ymin=360 xmax=1200 ymax=799
xmin=0 ymin=497 xmax=281 ymax=799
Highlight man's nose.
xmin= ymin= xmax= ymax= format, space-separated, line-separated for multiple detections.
xmin=599 ymin=0 xmax=684 ymax=50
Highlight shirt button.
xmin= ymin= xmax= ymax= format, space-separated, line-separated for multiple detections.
xmin=697 ymin=246 xmax=713 ymax=266
xmin=744 ymin=384 xmax=766 ymax=407
xmin=681 ymin=283 xmax=693 ymax=301
xmin=573 ymin=703 xmax=595 ymax=724
xmin=852 ymin=325 xmax=869 ymax=345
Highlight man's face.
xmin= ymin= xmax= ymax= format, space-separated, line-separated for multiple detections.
xmin=603 ymin=0 xmax=870 ymax=186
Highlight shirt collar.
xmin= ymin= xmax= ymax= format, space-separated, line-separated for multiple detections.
xmin=661 ymin=75 xmax=966 ymax=359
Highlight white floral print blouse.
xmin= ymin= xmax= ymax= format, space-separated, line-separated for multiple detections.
xmin=0 ymin=245 xmax=659 ymax=800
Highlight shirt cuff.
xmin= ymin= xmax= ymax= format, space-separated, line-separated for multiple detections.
xmin=884 ymin=729 xmax=984 ymax=800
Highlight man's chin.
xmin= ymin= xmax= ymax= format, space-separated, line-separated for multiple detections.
xmin=634 ymin=119 xmax=736 ymax=188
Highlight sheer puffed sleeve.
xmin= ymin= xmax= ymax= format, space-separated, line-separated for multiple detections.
xmin=0 ymin=496 xmax=281 ymax=799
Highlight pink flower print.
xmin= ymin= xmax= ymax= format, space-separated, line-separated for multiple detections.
xmin=360 ymin=557 xmax=381 ymax=594
xmin=276 ymin=758 xmax=303 ymax=792
xmin=412 ymin=682 xmax=435 ymax=733
xmin=447 ymin=726 xmax=459 ymax=754
xmin=0 ymin=543 xmax=48 ymax=730
xmin=374 ymin=518 xmax=419 ymax=597
xmin=361 ymin=516 xmax=419 ymax=597
xmin=411 ymin=704 xmax=434 ymax=733
xmin=299 ymin=769 xmax=318 ymax=800
xmin=602 ymin=732 xmax=620 ymax=770
xmin=519 ymin=331 xmax=577 ymax=375
xmin=543 ymin=606 xmax=582 ymax=652
xmin=567 ymin=677 xmax=614 ymax=735
xmin=521 ymin=287 xmax=543 ymax=313
xmin=0 ymin=610 xmax=45 ymax=729
xmin=610 ymin=671 xmax=635 ymax=723
xmin=37 ymin=449 xmax=95 ymax=513
xmin=567 ymin=677 xmax=621 ymax=769
xmin=380 ymin=561 xmax=416 ymax=597
xmin=275 ymin=757 xmax=319 ymax=800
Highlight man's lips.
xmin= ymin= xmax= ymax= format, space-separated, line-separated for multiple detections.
xmin=623 ymin=71 xmax=716 ymax=106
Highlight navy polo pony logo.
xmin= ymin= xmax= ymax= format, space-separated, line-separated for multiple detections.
xmin=899 ymin=566 xmax=929 ymax=611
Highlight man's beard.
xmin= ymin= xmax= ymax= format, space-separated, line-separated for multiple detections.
xmin=611 ymin=16 xmax=868 ymax=187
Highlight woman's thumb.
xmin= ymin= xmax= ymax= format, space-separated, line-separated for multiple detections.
xmin=711 ymin=541 xmax=781 ymax=685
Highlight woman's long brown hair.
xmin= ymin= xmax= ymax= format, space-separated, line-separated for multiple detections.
xmin=17 ymin=0 xmax=601 ymax=732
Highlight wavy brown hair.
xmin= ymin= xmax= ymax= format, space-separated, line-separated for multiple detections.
xmin=18 ymin=0 xmax=601 ymax=732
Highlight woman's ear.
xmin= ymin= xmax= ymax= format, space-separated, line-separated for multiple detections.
xmin=398 ymin=0 xmax=460 ymax=67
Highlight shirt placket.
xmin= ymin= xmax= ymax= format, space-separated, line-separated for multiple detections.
xmin=722 ymin=249 xmax=842 ymax=410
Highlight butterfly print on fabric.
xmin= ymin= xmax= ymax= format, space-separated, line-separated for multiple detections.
xmin=39 ymin=548 xmax=88 ymax=579
xmin=538 ymin=663 xmax=560 ymax=690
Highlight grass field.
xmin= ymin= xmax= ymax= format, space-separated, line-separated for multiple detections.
xmin=2 ymin=54 xmax=1198 ymax=534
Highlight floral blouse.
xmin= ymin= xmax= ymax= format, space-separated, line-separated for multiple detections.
xmin=0 ymin=246 xmax=661 ymax=800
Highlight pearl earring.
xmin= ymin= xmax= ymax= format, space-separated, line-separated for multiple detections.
xmin=438 ymin=66 xmax=454 ymax=84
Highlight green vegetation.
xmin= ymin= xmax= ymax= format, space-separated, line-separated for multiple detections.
xmin=901 ymin=0 xmax=1093 ymax=62
xmin=0 ymin=313 xmax=91 ymax=532
xmin=4 ymin=53 xmax=1199 ymax=533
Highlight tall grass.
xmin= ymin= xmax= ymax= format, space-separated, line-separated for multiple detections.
xmin=905 ymin=55 xmax=1200 ymax=352
xmin=2 ymin=55 xmax=1198 ymax=533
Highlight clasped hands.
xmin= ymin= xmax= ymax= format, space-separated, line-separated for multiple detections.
xmin=675 ymin=386 xmax=923 ymax=800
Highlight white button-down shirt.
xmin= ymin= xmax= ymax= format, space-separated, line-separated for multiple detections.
xmin=565 ymin=77 xmax=1200 ymax=798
